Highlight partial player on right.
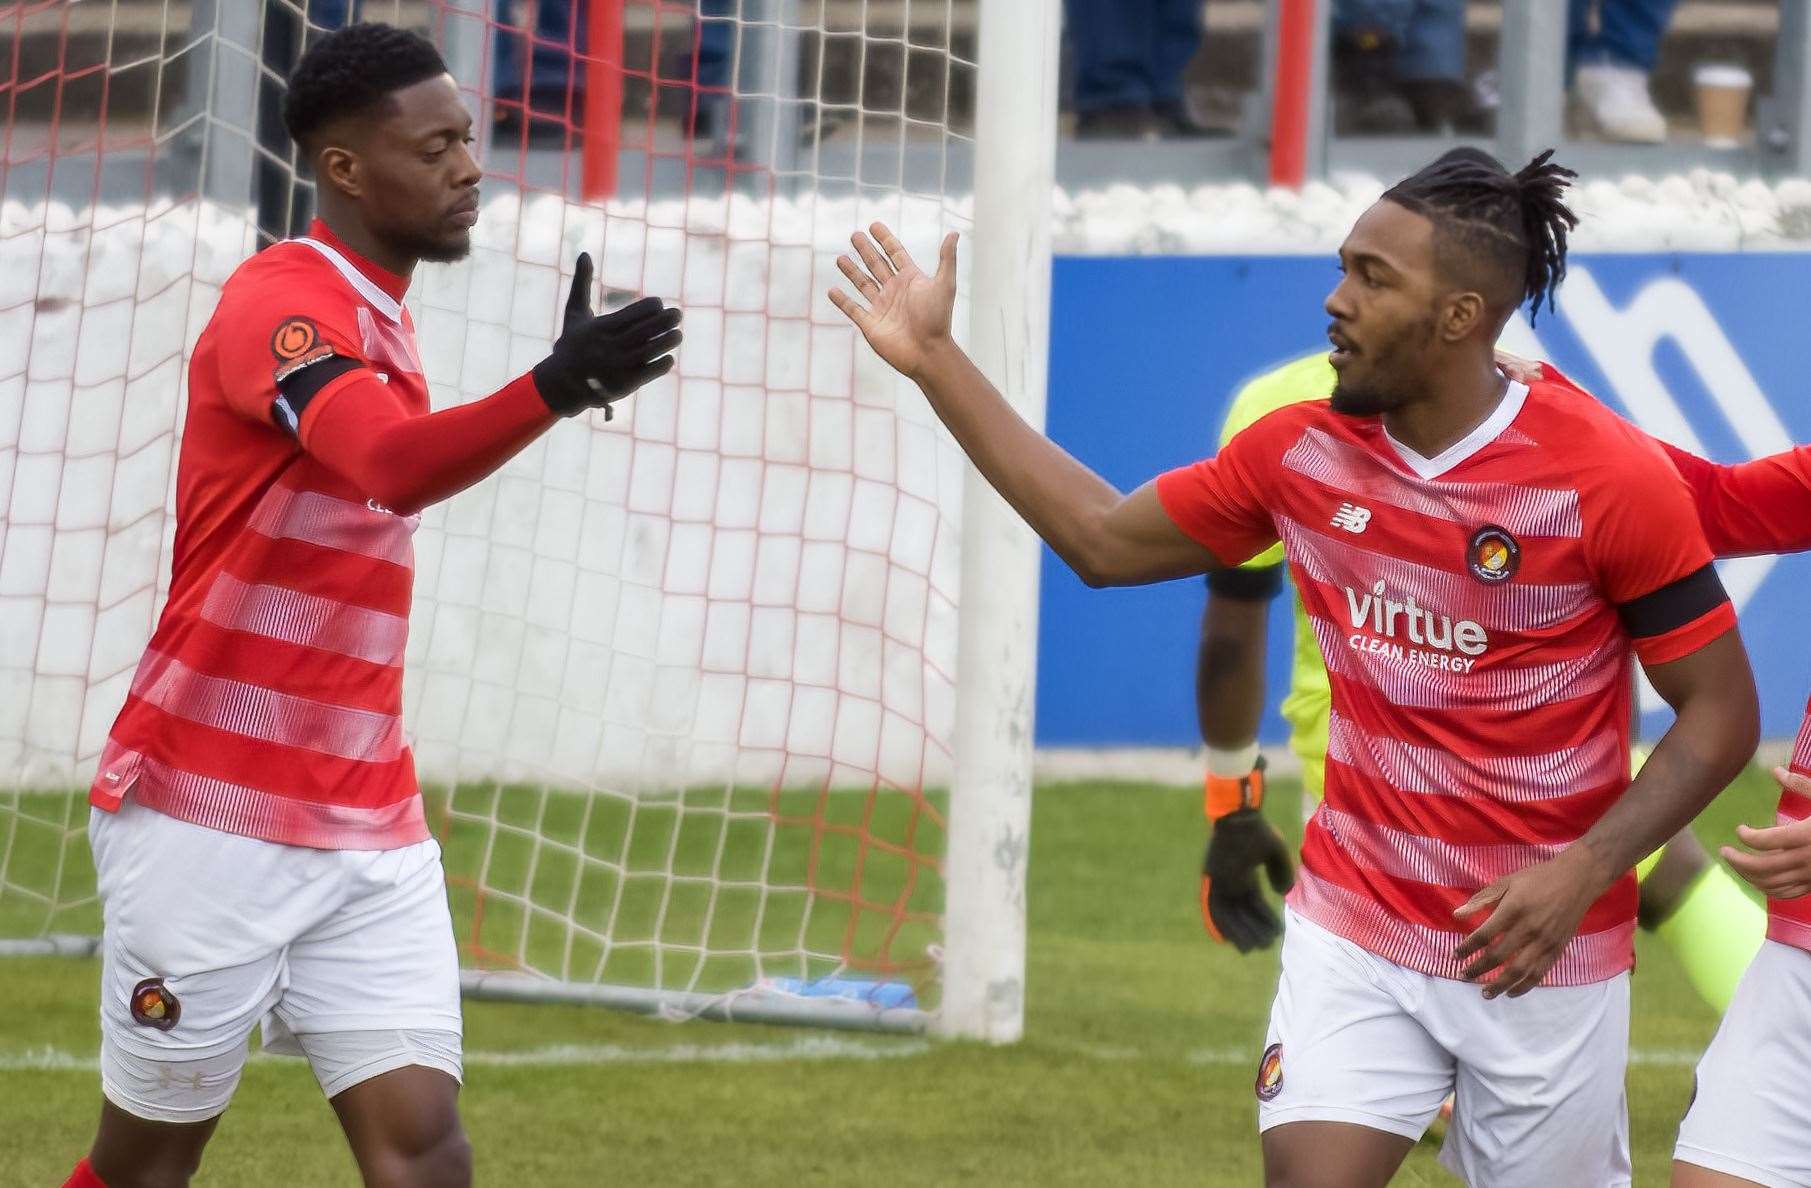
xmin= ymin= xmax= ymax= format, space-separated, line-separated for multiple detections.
xmin=1194 ymin=344 xmax=1766 ymax=1013
xmin=1652 ymin=440 xmax=1811 ymax=1188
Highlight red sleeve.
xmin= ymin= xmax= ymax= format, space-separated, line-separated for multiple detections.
xmin=1659 ymin=439 xmax=1811 ymax=558
xmin=1585 ymin=434 xmax=1736 ymax=666
xmin=300 ymin=372 xmax=557 ymax=517
xmin=1153 ymin=412 xmax=1282 ymax=567
xmin=209 ymin=260 xmax=559 ymax=517
xmin=210 ymin=268 xmax=372 ymax=428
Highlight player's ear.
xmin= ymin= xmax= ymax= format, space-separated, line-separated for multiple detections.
xmin=1441 ymin=290 xmax=1487 ymax=343
xmin=317 ymin=145 xmax=362 ymax=200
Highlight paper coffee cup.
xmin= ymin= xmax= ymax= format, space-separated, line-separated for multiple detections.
xmin=1694 ymin=63 xmax=1753 ymax=148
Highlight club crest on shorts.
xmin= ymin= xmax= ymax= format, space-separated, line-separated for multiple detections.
xmin=1466 ymin=525 xmax=1520 ymax=585
xmin=1254 ymin=1043 xmax=1284 ymax=1101
xmin=129 ymin=977 xmax=180 ymax=1030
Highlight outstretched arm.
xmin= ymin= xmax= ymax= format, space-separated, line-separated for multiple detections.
xmin=829 ymin=224 xmax=1220 ymax=585
xmin=295 ymin=255 xmax=681 ymax=517
xmin=302 ymin=371 xmax=554 ymax=518
xmin=1660 ymin=440 xmax=1811 ymax=557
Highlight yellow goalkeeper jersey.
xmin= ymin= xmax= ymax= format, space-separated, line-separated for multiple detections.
xmin=1217 ymin=352 xmax=1334 ymax=799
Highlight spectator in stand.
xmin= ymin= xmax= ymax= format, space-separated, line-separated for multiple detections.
xmin=1331 ymin=0 xmax=1488 ymax=136
xmin=1570 ymin=0 xmax=1679 ymax=143
xmin=1064 ymin=0 xmax=1216 ymax=140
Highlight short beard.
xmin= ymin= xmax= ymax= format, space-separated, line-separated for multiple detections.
xmin=1329 ymin=381 xmax=1403 ymax=417
xmin=390 ymin=227 xmax=472 ymax=265
xmin=1329 ymin=315 xmax=1435 ymax=417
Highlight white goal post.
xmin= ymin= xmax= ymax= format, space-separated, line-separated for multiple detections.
xmin=0 ymin=0 xmax=1056 ymax=1041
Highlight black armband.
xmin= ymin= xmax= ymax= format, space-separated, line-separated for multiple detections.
xmin=1207 ymin=564 xmax=1285 ymax=602
xmin=1617 ymin=563 xmax=1728 ymax=639
xmin=271 ymin=353 xmax=364 ymax=436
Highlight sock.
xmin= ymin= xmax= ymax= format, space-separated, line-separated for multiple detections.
xmin=1652 ymin=862 xmax=1767 ymax=1013
xmin=64 ymin=1158 xmax=107 ymax=1188
xmin=1205 ymin=742 xmax=1260 ymax=778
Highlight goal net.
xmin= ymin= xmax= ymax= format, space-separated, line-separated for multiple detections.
xmin=0 ymin=0 xmax=1051 ymax=1037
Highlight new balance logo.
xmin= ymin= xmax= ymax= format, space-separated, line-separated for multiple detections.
xmin=1331 ymin=503 xmax=1372 ymax=534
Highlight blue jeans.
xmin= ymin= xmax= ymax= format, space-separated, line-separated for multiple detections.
xmin=1064 ymin=0 xmax=1202 ymax=111
xmin=1569 ymin=0 xmax=1680 ymax=72
xmin=1334 ymin=0 xmax=1467 ymax=84
xmin=495 ymin=0 xmax=584 ymax=101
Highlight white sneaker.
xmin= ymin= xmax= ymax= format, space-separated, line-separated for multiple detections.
xmin=1574 ymin=62 xmax=1667 ymax=143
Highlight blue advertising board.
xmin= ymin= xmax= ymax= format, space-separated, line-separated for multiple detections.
xmin=1036 ymin=253 xmax=1811 ymax=745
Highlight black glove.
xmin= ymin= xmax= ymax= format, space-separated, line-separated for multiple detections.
xmin=1202 ymin=807 xmax=1296 ymax=953
xmin=532 ymin=252 xmax=683 ymax=419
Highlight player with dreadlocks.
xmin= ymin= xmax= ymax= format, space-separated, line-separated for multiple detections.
xmin=829 ymin=149 xmax=1758 ymax=1184
xmin=60 ymin=22 xmax=680 ymax=1188
xmin=1193 ymin=149 xmax=1765 ymax=1023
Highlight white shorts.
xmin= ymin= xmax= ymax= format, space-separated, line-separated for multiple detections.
xmin=90 ymin=801 xmax=463 ymax=1124
xmin=1258 ymin=909 xmax=1632 ymax=1188
xmin=1676 ymin=940 xmax=1811 ymax=1187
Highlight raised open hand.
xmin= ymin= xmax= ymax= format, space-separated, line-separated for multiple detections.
xmin=828 ymin=222 xmax=958 ymax=380
xmin=532 ymin=252 xmax=683 ymax=420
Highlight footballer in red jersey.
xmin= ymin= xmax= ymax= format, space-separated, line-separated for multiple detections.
xmin=1648 ymin=439 xmax=1811 ymax=1188
xmin=63 ymin=23 xmax=681 ymax=1188
xmin=829 ymin=151 xmax=1758 ymax=1186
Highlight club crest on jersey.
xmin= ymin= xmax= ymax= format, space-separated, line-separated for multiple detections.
xmin=1255 ymin=1043 xmax=1284 ymax=1101
xmin=1466 ymin=525 xmax=1520 ymax=585
xmin=129 ymin=977 xmax=180 ymax=1030
xmin=270 ymin=316 xmax=320 ymax=362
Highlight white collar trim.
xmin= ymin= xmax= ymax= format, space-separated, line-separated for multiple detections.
xmin=1384 ymin=376 xmax=1528 ymax=481
xmin=292 ymin=236 xmax=403 ymax=323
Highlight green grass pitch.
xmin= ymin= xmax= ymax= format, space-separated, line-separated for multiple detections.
xmin=0 ymin=766 xmax=1779 ymax=1185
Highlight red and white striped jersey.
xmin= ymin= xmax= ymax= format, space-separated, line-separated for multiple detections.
xmin=1778 ymin=712 xmax=1811 ymax=952
xmin=1159 ymin=371 xmax=1736 ymax=985
xmin=1660 ymin=436 xmax=1811 ymax=954
xmin=90 ymin=221 xmax=431 ymax=849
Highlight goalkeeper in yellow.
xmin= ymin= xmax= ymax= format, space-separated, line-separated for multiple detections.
xmin=1197 ymin=352 xmax=1765 ymax=1011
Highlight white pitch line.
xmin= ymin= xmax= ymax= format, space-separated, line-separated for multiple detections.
xmin=1181 ymin=1046 xmax=1702 ymax=1068
xmin=463 ymin=1037 xmax=931 ymax=1067
xmin=0 ymin=1039 xmax=1704 ymax=1073
xmin=0 ymin=1035 xmax=929 ymax=1073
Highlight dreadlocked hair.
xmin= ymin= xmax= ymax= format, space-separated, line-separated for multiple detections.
xmin=282 ymin=22 xmax=447 ymax=153
xmin=1382 ymin=148 xmax=1579 ymax=324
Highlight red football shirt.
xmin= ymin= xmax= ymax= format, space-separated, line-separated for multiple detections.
xmin=1159 ymin=371 xmax=1736 ymax=984
xmin=1662 ymin=438 xmax=1811 ymax=954
xmin=90 ymin=221 xmax=436 ymax=848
